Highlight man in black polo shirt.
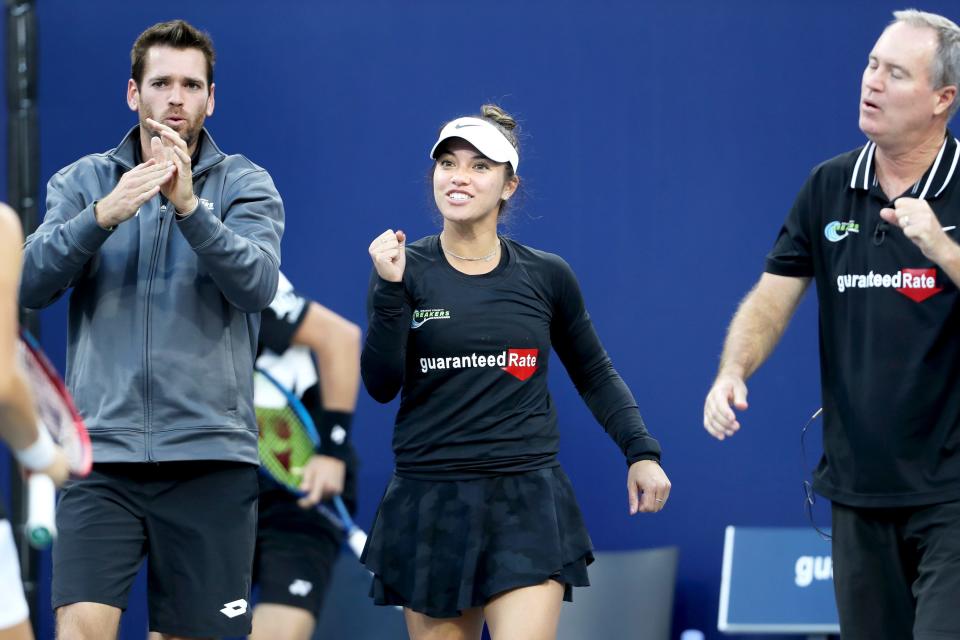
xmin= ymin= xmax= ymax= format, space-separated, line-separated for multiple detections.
xmin=703 ymin=9 xmax=960 ymax=639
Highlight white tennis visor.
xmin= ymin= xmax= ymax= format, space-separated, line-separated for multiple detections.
xmin=429 ymin=117 xmax=519 ymax=173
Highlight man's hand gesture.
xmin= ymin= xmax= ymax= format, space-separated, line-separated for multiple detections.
xmin=94 ymin=158 xmax=174 ymax=229
xmin=146 ymin=117 xmax=198 ymax=215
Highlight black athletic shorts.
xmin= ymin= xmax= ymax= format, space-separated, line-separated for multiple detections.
xmin=832 ymin=499 xmax=960 ymax=640
xmin=52 ymin=461 xmax=259 ymax=637
xmin=253 ymin=479 xmax=344 ymax=615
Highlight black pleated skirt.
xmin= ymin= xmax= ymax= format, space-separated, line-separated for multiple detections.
xmin=361 ymin=466 xmax=594 ymax=618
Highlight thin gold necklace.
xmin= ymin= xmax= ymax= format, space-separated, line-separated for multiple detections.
xmin=441 ymin=237 xmax=500 ymax=262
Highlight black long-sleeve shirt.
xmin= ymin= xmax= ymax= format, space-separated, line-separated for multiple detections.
xmin=362 ymin=235 xmax=661 ymax=480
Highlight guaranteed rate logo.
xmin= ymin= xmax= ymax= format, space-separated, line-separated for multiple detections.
xmin=502 ymin=349 xmax=538 ymax=381
xmin=419 ymin=348 xmax=539 ymax=381
xmin=835 ymin=268 xmax=942 ymax=302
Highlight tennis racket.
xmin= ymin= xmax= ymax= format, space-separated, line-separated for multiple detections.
xmin=17 ymin=330 xmax=93 ymax=548
xmin=254 ymin=367 xmax=367 ymax=558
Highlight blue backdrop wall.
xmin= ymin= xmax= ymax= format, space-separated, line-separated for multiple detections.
xmin=3 ymin=1 xmax=958 ymax=638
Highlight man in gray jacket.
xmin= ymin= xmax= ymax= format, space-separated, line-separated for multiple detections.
xmin=20 ymin=20 xmax=283 ymax=640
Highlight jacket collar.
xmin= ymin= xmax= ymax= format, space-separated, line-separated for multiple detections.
xmin=108 ymin=124 xmax=226 ymax=176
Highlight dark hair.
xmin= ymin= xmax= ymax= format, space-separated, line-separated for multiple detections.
xmin=477 ymin=103 xmax=520 ymax=172
xmin=130 ymin=20 xmax=216 ymax=87
xmin=432 ymin=103 xmax=522 ymax=218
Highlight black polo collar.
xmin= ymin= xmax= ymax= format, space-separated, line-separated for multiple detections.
xmin=849 ymin=131 xmax=960 ymax=200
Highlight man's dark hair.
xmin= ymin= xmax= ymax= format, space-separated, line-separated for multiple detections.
xmin=130 ymin=20 xmax=215 ymax=87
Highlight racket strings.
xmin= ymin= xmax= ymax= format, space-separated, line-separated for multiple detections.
xmin=256 ymin=405 xmax=316 ymax=491
xmin=18 ymin=343 xmax=90 ymax=474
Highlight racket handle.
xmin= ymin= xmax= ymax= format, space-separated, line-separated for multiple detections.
xmin=346 ymin=528 xmax=367 ymax=559
xmin=26 ymin=473 xmax=57 ymax=549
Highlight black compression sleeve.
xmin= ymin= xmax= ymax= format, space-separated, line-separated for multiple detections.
xmin=361 ymin=271 xmax=411 ymax=403
xmin=550 ymin=260 xmax=662 ymax=466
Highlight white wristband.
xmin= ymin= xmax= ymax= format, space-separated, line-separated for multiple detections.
xmin=15 ymin=426 xmax=56 ymax=472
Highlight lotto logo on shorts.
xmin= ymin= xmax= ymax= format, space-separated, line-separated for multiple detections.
xmin=219 ymin=599 xmax=248 ymax=619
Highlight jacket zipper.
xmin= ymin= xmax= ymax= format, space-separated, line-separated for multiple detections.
xmin=114 ymin=144 xmax=218 ymax=461
xmin=143 ymin=201 xmax=171 ymax=461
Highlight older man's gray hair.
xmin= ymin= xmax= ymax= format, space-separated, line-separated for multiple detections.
xmin=892 ymin=9 xmax=960 ymax=118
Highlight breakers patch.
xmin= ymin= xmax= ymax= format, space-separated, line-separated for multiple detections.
xmin=419 ymin=348 xmax=539 ymax=381
xmin=411 ymin=308 xmax=451 ymax=329
xmin=835 ymin=268 xmax=942 ymax=302
xmin=824 ymin=220 xmax=860 ymax=242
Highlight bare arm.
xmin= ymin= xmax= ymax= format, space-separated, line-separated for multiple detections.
xmin=291 ymin=302 xmax=361 ymax=413
xmin=0 ymin=204 xmax=68 ymax=484
xmin=703 ymin=272 xmax=811 ymax=440
xmin=0 ymin=204 xmax=39 ymax=447
xmin=291 ymin=302 xmax=361 ymax=508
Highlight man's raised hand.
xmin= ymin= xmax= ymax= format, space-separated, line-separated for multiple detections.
xmin=94 ymin=158 xmax=174 ymax=229
xmin=146 ymin=118 xmax=197 ymax=214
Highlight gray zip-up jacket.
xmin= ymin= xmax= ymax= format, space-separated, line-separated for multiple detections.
xmin=21 ymin=126 xmax=284 ymax=465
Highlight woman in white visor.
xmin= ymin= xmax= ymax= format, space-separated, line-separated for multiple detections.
xmin=362 ymin=105 xmax=671 ymax=640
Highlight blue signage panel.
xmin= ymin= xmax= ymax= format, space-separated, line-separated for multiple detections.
xmin=718 ymin=526 xmax=839 ymax=634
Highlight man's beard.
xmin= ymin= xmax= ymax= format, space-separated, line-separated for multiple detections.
xmin=139 ymin=108 xmax=204 ymax=149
